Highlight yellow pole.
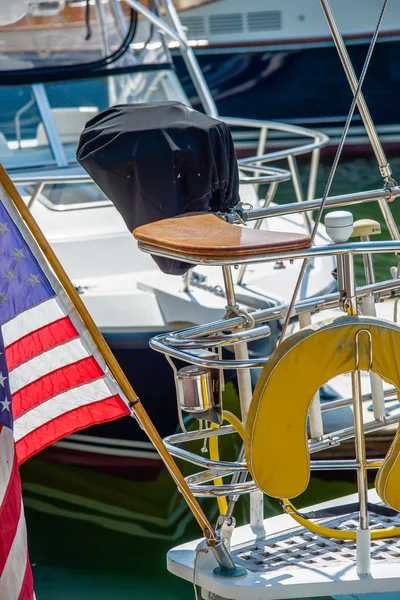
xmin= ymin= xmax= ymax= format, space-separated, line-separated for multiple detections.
xmin=0 ymin=164 xmax=215 ymax=540
xmin=209 ymin=412 xmax=245 ymax=515
xmin=209 ymin=422 xmax=228 ymax=515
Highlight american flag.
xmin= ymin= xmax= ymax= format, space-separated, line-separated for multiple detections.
xmin=0 ymin=183 xmax=131 ymax=596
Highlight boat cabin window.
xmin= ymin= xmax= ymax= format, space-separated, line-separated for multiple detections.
xmin=0 ymin=69 xmax=188 ymax=170
xmin=0 ymin=84 xmax=55 ymax=170
xmin=0 ymin=0 xmax=189 ymax=209
xmin=0 ymin=2 xmax=134 ymax=71
xmin=2 ymin=68 xmax=189 ymax=209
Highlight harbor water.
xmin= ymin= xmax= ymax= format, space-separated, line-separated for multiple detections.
xmin=20 ymin=153 xmax=400 ymax=599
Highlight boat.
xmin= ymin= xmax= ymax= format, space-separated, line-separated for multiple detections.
xmin=133 ymin=133 xmax=400 ymax=598
xmin=172 ymin=0 xmax=400 ymax=153
xmin=0 ymin=0 xmax=337 ymax=473
xmin=123 ymin=1 xmax=400 ymax=596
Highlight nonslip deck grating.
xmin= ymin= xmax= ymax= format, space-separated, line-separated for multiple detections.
xmin=233 ymin=512 xmax=400 ymax=572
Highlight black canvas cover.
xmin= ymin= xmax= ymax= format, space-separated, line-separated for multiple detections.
xmin=76 ymin=101 xmax=240 ymax=274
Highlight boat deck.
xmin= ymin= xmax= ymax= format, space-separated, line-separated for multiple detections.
xmin=167 ymin=490 xmax=400 ymax=599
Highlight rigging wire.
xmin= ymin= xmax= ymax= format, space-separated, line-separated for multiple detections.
xmin=278 ymin=0 xmax=389 ymax=345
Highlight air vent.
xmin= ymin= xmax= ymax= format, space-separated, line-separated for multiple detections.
xmin=180 ymin=16 xmax=206 ymax=39
xmin=28 ymin=1 xmax=65 ymax=17
xmin=209 ymin=13 xmax=243 ymax=35
xmin=247 ymin=10 xmax=282 ymax=32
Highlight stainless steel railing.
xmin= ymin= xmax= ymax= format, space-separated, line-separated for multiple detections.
xmin=148 ymin=271 xmax=400 ymax=370
xmin=12 ymin=114 xmax=329 ymax=210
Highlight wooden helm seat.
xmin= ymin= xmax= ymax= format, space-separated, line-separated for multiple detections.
xmin=133 ymin=213 xmax=311 ymax=261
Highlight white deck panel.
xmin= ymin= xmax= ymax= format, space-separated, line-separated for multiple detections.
xmin=167 ymin=490 xmax=400 ymax=599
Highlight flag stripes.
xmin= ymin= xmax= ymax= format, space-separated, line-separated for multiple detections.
xmin=12 ymin=357 xmax=104 ymax=419
xmin=2 ymin=298 xmax=64 ymax=348
xmin=5 ymin=316 xmax=78 ymax=371
xmin=15 ymin=396 xmax=126 ymax=465
xmin=0 ymin=452 xmax=21 ymax=575
xmin=9 ymin=337 xmax=89 ymax=395
xmin=0 ymin=427 xmax=30 ymax=599
xmin=0 ymin=506 xmax=28 ymax=599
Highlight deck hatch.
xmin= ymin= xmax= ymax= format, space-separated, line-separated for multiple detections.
xmin=233 ymin=511 xmax=400 ymax=573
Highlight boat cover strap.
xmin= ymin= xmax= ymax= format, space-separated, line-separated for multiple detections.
xmin=245 ymin=315 xmax=400 ymax=510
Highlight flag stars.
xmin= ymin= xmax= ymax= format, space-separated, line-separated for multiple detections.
xmin=27 ymin=274 xmax=40 ymax=287
xmin=3 ymin=270 xmax=16 ymax=282
xmin=11 ymin=248 xmax=25 ymax=261
xmin=0 ymin=294 xmax=7 ymax=304
xmin=0 ymin=398 xmax=10 ymax=412
xmin=0 ymin=222 xmax=10 ymax=236
xmin=0 ymin=372 xmax=7 ymax=387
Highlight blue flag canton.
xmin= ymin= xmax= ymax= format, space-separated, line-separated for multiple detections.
xmin=0 ymin=329 xmax=13 ymax=430
xmin=0 ymin=198 xmax=55 ymax=326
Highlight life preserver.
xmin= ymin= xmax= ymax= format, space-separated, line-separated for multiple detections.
xmin=245 ymin=316 xmax=400 ymax=515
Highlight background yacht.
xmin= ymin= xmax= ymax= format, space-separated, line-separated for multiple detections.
xmin=173 ymin=0 xmax=400 ymax=152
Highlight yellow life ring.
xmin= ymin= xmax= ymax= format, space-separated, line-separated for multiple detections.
xmin=244 ymin=316 xmax=400 ymax=538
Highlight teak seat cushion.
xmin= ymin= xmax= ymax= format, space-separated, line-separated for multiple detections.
xmin=133 ymin=213 xmax=311 ymax=259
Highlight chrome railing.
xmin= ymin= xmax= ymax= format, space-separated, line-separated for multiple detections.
xmin=13 ymin=115 xmax=328 ymax=212
xmin=141 ymin=219 xmax=400 ymax=500
xmin=138 ymin=229 xmax=400 ymax=269
xmin=230 ymin=186 xmax=400 ymax=223
xmin=150 ymin=276 xmax=400 ymax=370
xmin=163 ymin=407 xmax=400 ymax=498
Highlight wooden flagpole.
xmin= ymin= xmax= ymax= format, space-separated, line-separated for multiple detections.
xmin=0 ymin=164 xmax=215 ymax=540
